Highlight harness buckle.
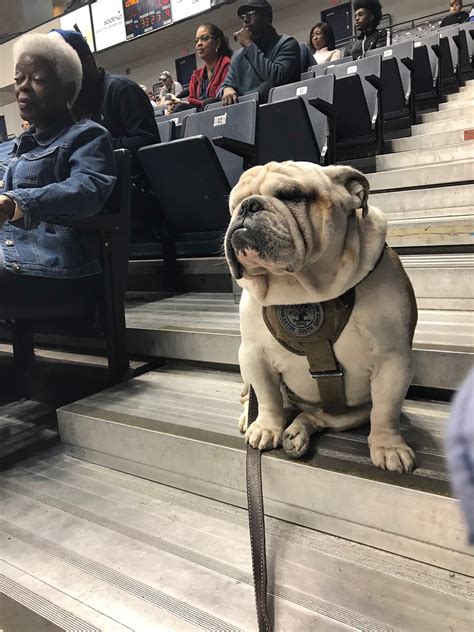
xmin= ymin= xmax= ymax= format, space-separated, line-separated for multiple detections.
xmin=310 ymin=368 xmax=343 ymax=379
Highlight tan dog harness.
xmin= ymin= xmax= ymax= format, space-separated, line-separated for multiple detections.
xmin=262 ymin=289 xmax=354 ymax=415
xmin=262 ymin=244 xmax=388 ymax=415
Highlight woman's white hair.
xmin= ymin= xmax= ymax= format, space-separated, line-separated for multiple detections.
xmin=13 ymin=32 xmax=83 ymax=106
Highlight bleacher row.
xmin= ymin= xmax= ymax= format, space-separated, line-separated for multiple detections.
xmin=140 ymin=21 xmax=473 ymax=263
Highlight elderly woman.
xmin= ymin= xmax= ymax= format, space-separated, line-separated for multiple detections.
xmin=0 ymin=32 xmax=116 ymax=306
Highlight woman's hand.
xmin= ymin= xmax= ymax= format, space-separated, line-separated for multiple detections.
xmin=222 ymin=87 xmax=238 ymax=106
xmin=0 ymin=195 xmax=16 ymax=227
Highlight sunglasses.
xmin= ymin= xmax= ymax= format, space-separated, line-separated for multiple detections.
xmin=194 ymin=35 xmax=216 ymax=44
xmin=240 ymin=10 xmax=257 ymax=21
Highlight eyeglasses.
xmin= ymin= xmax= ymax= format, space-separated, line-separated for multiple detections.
xmin=240 ymin=10 xmax=257 ymax=21
xmin=194 ymin=35 xmax=216 ymax=44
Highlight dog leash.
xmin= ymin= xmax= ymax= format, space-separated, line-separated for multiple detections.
xmin=247 ymin=386 xmax=272 ymax=632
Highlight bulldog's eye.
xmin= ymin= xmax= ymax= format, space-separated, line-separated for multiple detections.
xmin=275 ymin=186 xmax=309 ymax=202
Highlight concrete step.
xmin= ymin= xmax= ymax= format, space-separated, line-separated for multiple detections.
xmin=420 ymin=104 xmax=474 ymax=123
xmin=367 ymin=160 xmax=473 ymax=192
xmin=57 ymin=367 xmax=474 ymax=581
xmin=124 ymin=270 xmax=474 ymax=390
xmin=376 ymin=142 xmax=474 ymax=171
xmin=2 ymin=448 xmax=473 ymax=631
xmin=370 ymin=184 xmax=474 ymax=212
xmin=387 ymin=128 xmax=473 ymax=152
xmin=386 ymin=209 xmax=474 ymax=247
xmin=440 ymin=99 xmax=474 ymax=111
xmin=411 ymin=115 xmax=474 ymax=136
xmin=445 ymin=89 xmax=474 ymax=102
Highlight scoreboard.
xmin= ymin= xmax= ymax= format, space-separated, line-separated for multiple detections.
xmin=123 ymin=0 xmax=172 ymax=40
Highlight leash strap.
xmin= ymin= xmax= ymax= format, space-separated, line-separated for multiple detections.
xmin=247 ymin=386 xmax=272 ymax=632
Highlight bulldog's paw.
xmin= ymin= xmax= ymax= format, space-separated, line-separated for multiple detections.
xmin=245 ymin=421 xmax=283 ymax=451
xmin=369 ymin=435 xmax=416 ymax=473
xmin=283 ymin=424 xmax=310 ymax=459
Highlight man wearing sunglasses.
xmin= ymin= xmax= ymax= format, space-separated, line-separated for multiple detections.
xmin=221 ymin=0 xmax=300 ymax=105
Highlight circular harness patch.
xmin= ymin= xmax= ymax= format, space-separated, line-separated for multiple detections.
xmin=278 ymin=303 xmax=325 ymax=337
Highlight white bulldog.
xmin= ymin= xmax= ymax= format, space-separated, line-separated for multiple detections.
xmin=225 ymin=161 xmax=418 ymax=473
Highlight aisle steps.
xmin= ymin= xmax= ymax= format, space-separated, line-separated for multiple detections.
xmin=57 ymin=367 xmax=474 ymax=580
xmin=1 ymin=448 xmax=472 ymax=631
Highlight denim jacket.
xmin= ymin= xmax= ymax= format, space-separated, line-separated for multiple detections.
xmin=0 ymin=114 xmax=117 ymax=278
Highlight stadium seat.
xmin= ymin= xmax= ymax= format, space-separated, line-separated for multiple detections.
xmin=328 ymin=56 xmax=384 ymax=156
xmin=138 ymin=101 xmax=257 ymax=264
xmin=266 ymin=74 xmax=336 ymax=164
xmin=4 ymin=149 xmax=131 ymax=396
xmin=156 ymin=119 xmax=175 ymax=142
xmin=155 ymin=108 xmax=197 ymax=139
xmin=413 ymin=35 xmax=441 ymax=104
xmin=306 ymin=56 xmax=353 ymax=78
xmin=367 ymin=41 xmax=416 ymax=125
xmin=436 ymin=27 xmax=459 ymax=92
xmin=204 ymin=92 xmax=260 ymax=111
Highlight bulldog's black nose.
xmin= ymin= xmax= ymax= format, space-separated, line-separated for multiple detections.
xmin=239 ymin=197 xmax=263 ymax=216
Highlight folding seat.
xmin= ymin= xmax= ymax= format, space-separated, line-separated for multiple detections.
xmin=203 ymin=91 xmax=260 ymax=111
xmin=328 ymin=56 xmax=384 ymax=157
xmin=156 ymin=119 xmax=174 ymax=142
xmin=265 ymin=74 xmax=336 ymax=164
xmin=367 ymin=41 xmax=416 ymax=125
xmin=435 ymin=27 xmax=459 ymax=91
xmin=457 ymin=22 xmax=473 ymax=80
xmin=413 ymin=33 xmax=441 ymax=103
xmin=307 ymin=56 xmax=353 ymax=78
xmin=138 ymin=101 xmax=257 ymax=266
xmin=155 ymin=108 xmax=197 ymax=139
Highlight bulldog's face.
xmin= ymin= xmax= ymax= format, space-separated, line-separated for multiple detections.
xmin=225 ymin=161 xmax=370 ymax=282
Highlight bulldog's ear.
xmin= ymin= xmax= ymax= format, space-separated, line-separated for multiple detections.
xmin=325 ymin=166 xmax=370 ymax=218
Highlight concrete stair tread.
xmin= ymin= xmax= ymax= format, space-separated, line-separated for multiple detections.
xmin=125 ymin=293 xmax=474 ymax=350
xmin=388 ymin=128 xmax=473 ymax=152
xmin=376 ymin=142 xmax=474 ymax=172
xmin=440 ymin=99 xmax=474 ymax=111
xmin=411 ymin=115 xmax=474 ymax=136
xmin=1 ymin=449 xmax=472 ymax=631
xmin=420 ymin=104 xmax=474 ymax=123
xmin=366 ymin=159 xmax=473 ymax=191
xmin=370 ymin=184 xmax=474 ymax=212
xmin=57 ymin=368 xmax=474 ymax=577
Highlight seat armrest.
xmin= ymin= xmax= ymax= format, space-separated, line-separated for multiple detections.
xmin=308 ymin=97 xmax=336 ymax=116
xmin=401 ymin=57 xmax=415 ymax=71
xmin=365 ymin=74 xmax=383 ymax=91
xmin=212 ymin=136 xmax=256 ymax=158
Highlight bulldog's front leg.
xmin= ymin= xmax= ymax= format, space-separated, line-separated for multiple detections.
xmin=239 ymin=344 xmax=285 ymax=451
xmin=369 ymin=353 xmax=416 ymax=473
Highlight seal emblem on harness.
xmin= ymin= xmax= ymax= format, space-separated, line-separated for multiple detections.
xmin=278 ymin=303 xmax=324 ymax=337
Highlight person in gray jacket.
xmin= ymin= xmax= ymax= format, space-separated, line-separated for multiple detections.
xmin=221 ymin=0 xmax=300 ymax=105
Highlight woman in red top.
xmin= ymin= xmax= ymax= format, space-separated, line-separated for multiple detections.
xmin=188 ymin=23 xmax=232 ymax=109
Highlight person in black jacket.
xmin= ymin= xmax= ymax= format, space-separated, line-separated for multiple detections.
xmin=440 ymin=1 xmax=470 ymax=26
xmin=53 ymin=29 xmax=159 ymax=172
xmin=344 ymin=0 xmax=387 ymax=60
xmin=54 ymin=29 xmax=161 ymax=240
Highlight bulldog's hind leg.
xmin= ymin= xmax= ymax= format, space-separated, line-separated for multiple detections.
xmin=283 ymin=405 xmax=371 ymax=459
xmin=368 ymin=353 xmax=416 ymax=473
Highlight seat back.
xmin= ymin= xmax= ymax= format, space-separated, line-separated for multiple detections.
xmin=204 ymin=91 xmax=259 ymax=111
xmin=413 ymin=36 xmax=438 ymax=100
xmin=182 ymin=101 xmax=257 ymax=188
xmin=139 ymin=136 xmax=230 ymax=235
xmin=457 ymin=22 xmax=473 ymax=64
xmin=368 ymin=41 xmax=414 ymax=104
xmin=156 ymin=119 xmax=175 ymax=143
xmin=156 ymin=108 xmax=197 ymax=125
xmin=269 ymin=75 xmax=335 ymax=161
xmin=331 ymin=55 xmax=382 ymax=128
xmin=439 ymin=24 xmax=461 ymax=74
xmin=308 ymin=56 xmax=353 ymax=77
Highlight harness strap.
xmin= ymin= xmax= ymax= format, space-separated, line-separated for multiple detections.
xmin=246 ymin=386 xmax=272 ymax=632
xmin=305 ymin=340 xmax=346 ymax=415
